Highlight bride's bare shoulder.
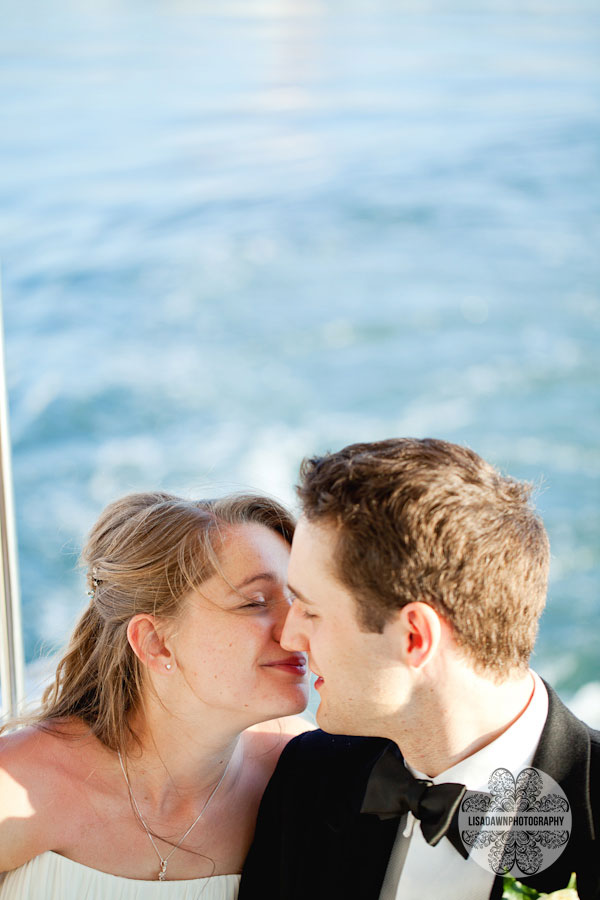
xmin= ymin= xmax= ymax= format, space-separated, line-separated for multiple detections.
xmin=0 ymin=721 xmax=94 ymax=872
xmin=0 ymin=719 xmax=92 ymax=777
xmin=1 ymin=723 xmax=60 ymax=787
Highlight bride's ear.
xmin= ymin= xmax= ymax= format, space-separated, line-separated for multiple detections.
xmin=127 ymin=614 xmax=174 ymax=673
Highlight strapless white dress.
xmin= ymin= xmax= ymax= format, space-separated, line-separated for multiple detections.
xmin=0 ymin=852 xmax=240 ymax=899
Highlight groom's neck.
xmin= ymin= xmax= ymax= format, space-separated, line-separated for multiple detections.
xmin=391 ymin=665 xmax=535 ymax=779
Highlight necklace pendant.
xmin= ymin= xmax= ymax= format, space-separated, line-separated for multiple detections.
xmin=158 ymin=861 xmax=168 ymax=881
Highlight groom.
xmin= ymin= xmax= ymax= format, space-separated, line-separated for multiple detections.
xmin=239 ymin=438 xmax=599 ymax=900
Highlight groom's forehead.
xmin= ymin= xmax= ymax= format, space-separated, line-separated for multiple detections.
xmin=291 ymin=516 xmax=339 ymax=568
xmin=289 ymin=519 xmax=361 ymax=611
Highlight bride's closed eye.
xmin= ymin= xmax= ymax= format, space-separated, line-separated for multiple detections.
xmin=238 ymin=595 xmax=268 ymax=610
xmin=237 ymin=592 xmax=292 ymax=611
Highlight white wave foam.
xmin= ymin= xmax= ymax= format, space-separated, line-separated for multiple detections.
xmin=567 ymin=682 xmax=600 ymax=729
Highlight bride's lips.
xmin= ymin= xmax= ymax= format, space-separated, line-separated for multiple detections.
xmin=262 ymin=655 xmax=308 ymax=676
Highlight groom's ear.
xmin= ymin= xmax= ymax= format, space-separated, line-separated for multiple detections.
xmin=396 ymin=601 xmax=443 ymax=669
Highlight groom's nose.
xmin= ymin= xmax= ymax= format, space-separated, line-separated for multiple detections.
xmin=280 ymin=600 xmax=308 ymax=652
xmin=271 ymin=594 xmax=293 ymax=644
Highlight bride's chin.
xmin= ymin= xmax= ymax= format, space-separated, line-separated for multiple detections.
xmin=270 ymin=688 xmax=310 ymax=718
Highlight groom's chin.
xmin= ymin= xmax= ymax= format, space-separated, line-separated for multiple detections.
xmin=315 ymin=704 xmax=363 ymax=736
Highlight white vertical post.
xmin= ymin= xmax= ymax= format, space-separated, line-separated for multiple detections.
xmin=0 ymin=275 xmax=25 ymax=722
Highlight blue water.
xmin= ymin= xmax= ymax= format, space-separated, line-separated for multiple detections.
xmin=1 ymin=1 xmax=599 ymax=706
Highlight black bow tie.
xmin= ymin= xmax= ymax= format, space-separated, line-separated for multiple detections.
xmin=360 ymin=745 xmax=469 ymax=858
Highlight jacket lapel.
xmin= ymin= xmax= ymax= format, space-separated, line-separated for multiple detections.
xmin=322 ymin=741 xmax=401 ymax=899
xmin=488 ymin=682 xmax=596 ymax=900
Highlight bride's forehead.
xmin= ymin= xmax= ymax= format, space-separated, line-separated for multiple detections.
xmin=178 ymin=525 xmax=290 ymax=608
xmin=215 ymin=522 xmax=291 ymax=569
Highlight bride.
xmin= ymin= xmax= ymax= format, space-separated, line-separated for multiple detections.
xmin=0 ymin=491 xmax=311 ymax=898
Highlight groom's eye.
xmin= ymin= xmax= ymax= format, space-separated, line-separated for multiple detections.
xmin=300 ymin=606 xmax=318 ymax=620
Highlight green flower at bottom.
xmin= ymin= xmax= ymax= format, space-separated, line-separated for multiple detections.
xmin=502 ymin=873 xmax=578 ymax=900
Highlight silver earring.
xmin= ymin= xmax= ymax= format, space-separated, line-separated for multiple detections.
xmin=165 ymin=663 xmax=172 ymax=670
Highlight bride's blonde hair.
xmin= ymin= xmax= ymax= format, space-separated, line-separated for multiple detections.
xmin=4 ymin=491 xmax=294 ymax=750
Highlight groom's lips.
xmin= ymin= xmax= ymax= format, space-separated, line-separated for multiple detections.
xmin=310 ymin=663 xmax=324 ymax=689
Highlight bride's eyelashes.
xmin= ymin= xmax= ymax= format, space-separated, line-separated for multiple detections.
xmin=239 ymin=595 xmax=268 ymax=610
xmin=235 ymin=589 xmax=298 ymax=613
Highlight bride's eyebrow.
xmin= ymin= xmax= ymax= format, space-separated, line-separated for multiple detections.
xmin=232 ymin=573 xmax=277 ymax=592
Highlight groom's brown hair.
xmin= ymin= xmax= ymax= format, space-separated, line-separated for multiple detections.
xmin=296 ymin=438 xmax=550 ymax=677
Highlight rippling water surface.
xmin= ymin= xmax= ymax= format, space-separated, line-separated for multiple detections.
xmin=1 ymin=0 xmax=599 ymax=712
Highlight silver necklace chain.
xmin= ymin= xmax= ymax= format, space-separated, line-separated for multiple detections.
xmin=117 ymin=749 xmax=231 ymax=881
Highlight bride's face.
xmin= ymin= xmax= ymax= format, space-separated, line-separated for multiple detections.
xmin=167 ymin=522 xmax=309 ymax=725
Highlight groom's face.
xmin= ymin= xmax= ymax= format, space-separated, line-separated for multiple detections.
xmin=283 ymin=517 xmax=408 ymax=736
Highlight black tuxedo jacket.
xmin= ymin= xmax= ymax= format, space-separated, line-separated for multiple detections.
xmin=239 ymin=685 xmax=599 ymax=900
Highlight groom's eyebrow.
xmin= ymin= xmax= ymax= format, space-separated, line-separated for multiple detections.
xmin=287 ymin=583 xmax=314 ymax=605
